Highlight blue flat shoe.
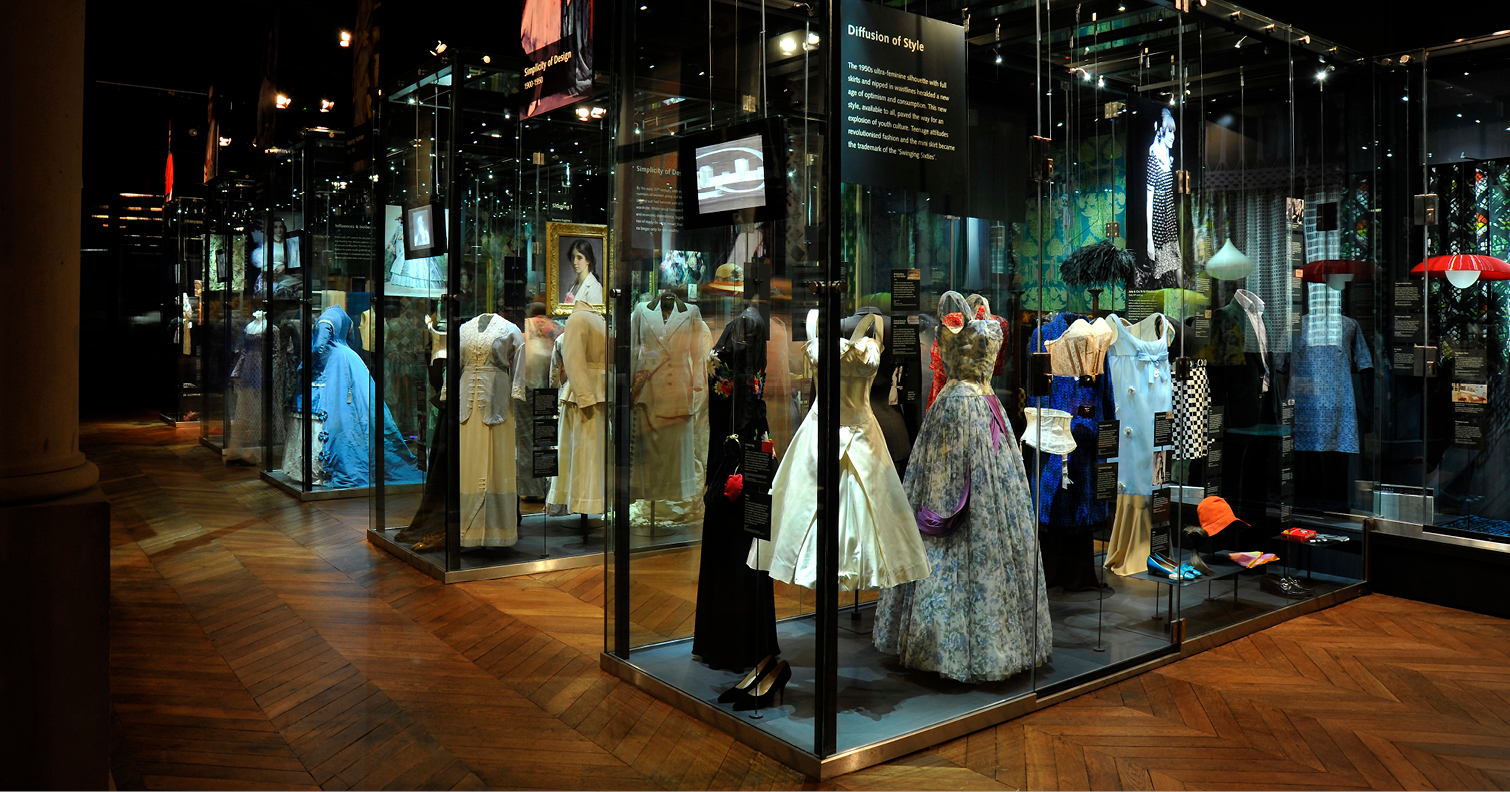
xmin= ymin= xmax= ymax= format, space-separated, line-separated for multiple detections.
xmin=1147 ymin=554 xmax=1180 ymax=580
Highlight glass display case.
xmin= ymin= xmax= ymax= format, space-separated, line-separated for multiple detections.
xmin=161 ymin=196 xmax=205 ymax=427
xmin=598 ymin=0 xmax=1384 ymax=776
xmin=1365 ymin=38 xmax=1510 ymax=616
xmin=199 ymin=177 xmax=259 ymax=458
xmin=257 ymin=130 xmax=401 ymax=500
xmin=367 ymin=52 xmax=638 ymax=582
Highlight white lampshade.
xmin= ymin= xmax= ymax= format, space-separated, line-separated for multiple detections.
xmin=1445 ymin=269 xmax=1482 ymax=288
xmin=1324 ymin=273 xmax=1354 ymax=291
xmin=1205 ymin=239 xmax=1254 ymax=281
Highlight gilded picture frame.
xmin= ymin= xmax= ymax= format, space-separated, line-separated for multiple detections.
xmin=546 ymin=222 xmax=610 ymax=316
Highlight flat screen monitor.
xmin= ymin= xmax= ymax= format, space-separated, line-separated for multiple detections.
xmin=695 ymin=135 xmax=767 ymax=214
xmin=404 ymin=202 xmax=444 ymax=260
xmin=680 ymin=119 xmax=783 ymax=228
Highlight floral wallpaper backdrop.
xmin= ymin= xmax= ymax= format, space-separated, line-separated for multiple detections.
xmin=1017 ymin=132 xmax=1127 ymax=313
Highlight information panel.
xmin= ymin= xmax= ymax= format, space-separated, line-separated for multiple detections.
xmin=839 ymin=0 xmax=966 ymax=201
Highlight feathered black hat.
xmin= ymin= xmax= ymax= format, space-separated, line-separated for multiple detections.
xmin=1059 ymin=240 xmax=1136 ymax=287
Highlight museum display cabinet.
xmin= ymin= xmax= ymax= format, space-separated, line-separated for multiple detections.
xmin=597 ymin=0 xmax=1391 ymax=777
xmin=1363 ymin=37 xmax=1510 ymax=617
xmin=365 ymin=51 xmax=667 ymax=581
xmin=350 ymin=0 xmax=1510 ymax=776
xmin=256 ymin=130 xmax=402 ymax=500
xmin=199 ymin=176 xmax=259 ymax=458
xmin=161 ymin=195 xmax=205 ymax=427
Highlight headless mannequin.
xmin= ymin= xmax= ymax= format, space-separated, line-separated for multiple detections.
xmin=841 ymin=307 xmax=912 ymax=476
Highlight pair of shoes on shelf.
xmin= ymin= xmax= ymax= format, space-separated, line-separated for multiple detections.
xmin=1149 ymin=553 xmax=1202 ymax=580
xmin=717 ymin=655 xmax=792 ymax=712
xmin=1260 ymin=575 xmax=1314 ymax=599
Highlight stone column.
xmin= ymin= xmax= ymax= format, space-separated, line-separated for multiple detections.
xmin=0 ymin=2 xmax=110 ymax=789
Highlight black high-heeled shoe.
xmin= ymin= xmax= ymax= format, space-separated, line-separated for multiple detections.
xmin=734 ymin=660 xmax=791 ymax=712
xmin=717 ymin=655 xmax=779 ymax=704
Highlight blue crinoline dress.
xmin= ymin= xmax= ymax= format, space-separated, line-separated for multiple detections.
xmin=873 ymin=292 xmax=1053 ymax=683
xmin=310 ymin=305 xmax=423 ymax=488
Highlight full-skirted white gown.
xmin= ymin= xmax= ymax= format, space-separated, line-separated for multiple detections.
xmin=748 ymin=312 xmax=930 ymax=592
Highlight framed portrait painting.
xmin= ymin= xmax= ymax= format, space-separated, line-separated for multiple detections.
xmin=547 ymin=222 xmax=609 ymax=316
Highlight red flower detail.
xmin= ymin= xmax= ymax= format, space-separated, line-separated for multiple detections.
xmin=724 ymin=474 xmax=744 ymax=501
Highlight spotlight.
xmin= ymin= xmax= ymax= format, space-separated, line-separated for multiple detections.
xmin=275 ymin=94 xmax=291 ymax=109
xmin=320 ymin=99 xmax=334 ymax=112
xmin=576 ymin=107 xmax=591 ymax=120
xmin=780 ymin=37 xmax=797 ymax=54
xmin=431 ymin=41 xmax=447 ymax=56
xmin=339 ymin=30 xmax=351 ymax=47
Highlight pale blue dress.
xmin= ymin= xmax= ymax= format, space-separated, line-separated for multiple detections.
xmin=873 ymin=293 xmax=1053 ymax=683
xmin=1107 ymin=313 xmax=1175 ymax=496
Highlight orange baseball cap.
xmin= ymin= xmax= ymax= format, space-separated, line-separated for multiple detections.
xmin=1197 ymin=496 xmax=1247 ymax=537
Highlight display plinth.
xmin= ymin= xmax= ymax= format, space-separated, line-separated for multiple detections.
xmin=260 ymin=469 xmax=421 ymax=502
xmin=366 ymin=515 xmax=699 ymax=583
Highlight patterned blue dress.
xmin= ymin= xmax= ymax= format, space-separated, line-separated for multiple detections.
xmin=873 ymin=294 xmax=1053 ymax=683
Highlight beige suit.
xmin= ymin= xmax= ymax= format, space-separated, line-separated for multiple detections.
xmin=630 ymin=300 xmax=710 ymax=502
xmin=547 ymin=301 xmax=607 ymax=514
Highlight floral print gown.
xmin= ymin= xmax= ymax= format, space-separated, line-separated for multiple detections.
xmin=873 ymin=292 xmax=1053 ymax=683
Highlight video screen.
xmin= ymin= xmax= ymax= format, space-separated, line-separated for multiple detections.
xmin=405 ymin=204 xmax=435 ymax=257
xmin=694 ymin=134 xmax=767 ymax=214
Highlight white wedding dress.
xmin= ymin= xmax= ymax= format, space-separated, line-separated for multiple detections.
xmin=748 ymin=312 xmax=930 ymax=592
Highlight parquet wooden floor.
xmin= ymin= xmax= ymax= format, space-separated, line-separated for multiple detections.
xmin=97 ymin=417 xmax=1510 ymax=790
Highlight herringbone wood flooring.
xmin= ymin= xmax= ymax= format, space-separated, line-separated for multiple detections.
xmin=97 ymin=417 xmax=1510 ymax=790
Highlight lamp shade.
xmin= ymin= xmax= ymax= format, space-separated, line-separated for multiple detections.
xmin=1410 ymin=254 xmax=1510 ymax=287
xmin=1303 ymin=259 xmax=1372 ymax=291
xmin=1205 ymin=239 xmax=1253 ymax=280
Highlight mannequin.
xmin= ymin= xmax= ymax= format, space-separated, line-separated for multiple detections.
xmin=517 ymin=303 xmax=561 ymax=500
xmin=227 ymin=311 xmax=267 ymax=464
xmin=841 ymin=305 xmax=912 ymax=476
xmin=454 ymin=311 xmax=526 ymax=547
xmin=693 ymin=301 xmax=778 ymax=670
xmin=629 ymin=289 xmax=710 ymax=507
xmin=547 ymin=299 xmax=607 ymax=515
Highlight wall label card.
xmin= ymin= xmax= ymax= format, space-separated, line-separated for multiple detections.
xmin=1206 ymin=405 xmax=1224 ymax=438
xmin=1149 ymin=526 xmax=1170 ymax=557
xmin=1095 ymin=463 xmax=1118 ymax=501
xmin=1281 ymin=433 xmax=1294 ymax=464
xmin=890 ymin=268 xmax=921 ymax=312
xmin=1393 ymin=281 xmax=1424 ymax=343
xmin=1151 ymin=488 xmax=1171 ymax=527
xmin=1153 ymin=411 xmax=1172 ymax=447
xmin=532 ymin=387 xmax=560 ymax=477
xmin=1457 ymin=349 xmax=1488 ymax=384
xmin=890 ymin=316 xmax=921 ymax=409
xmin=1392 ymin=345 xmax=1418 ymax=374
xmin=1206 ymin=441 xmax=1222 ymax=477
xmin=1204 ymin=478 xmax=1221 ymax=499
xmin=1453 ymin=391 xmax=1487 ymax=450
xmin=742 ymin=442 xmax=776 ymax=540
xmin=1097 ymin=420 xmax=1120 ymax=459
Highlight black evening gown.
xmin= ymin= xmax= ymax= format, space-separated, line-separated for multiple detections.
xmin=692 ymin=308 xmax=780 ymax=670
